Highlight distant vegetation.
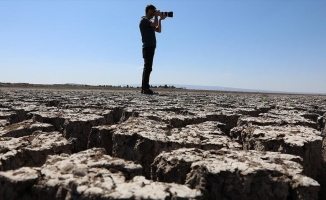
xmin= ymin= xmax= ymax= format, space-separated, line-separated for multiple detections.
xmin=150 ymin=85 xmax=184 ymax=89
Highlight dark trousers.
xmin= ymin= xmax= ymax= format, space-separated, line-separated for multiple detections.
xmin=142 ymin=46 xmax=155 ymax=90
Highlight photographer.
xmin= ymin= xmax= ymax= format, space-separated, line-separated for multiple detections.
xmin=139 ymin=4 xmax=166 ymax=95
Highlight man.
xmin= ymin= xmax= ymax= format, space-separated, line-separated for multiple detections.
xmin=139 ymin=4 xmax=166 ymax=94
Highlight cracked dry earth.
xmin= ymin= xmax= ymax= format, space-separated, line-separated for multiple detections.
xmin=0 ymin=88 xmax=326 ymax=200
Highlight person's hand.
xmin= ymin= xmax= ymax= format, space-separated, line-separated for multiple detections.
xmin=155 ymin=10 xmax=161 ymax=17
xmin=160 ymin=15 xmax=167 ymax=20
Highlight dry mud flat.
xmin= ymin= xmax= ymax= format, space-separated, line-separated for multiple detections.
xmin=0 ymin=88 xmax=326 ymax=200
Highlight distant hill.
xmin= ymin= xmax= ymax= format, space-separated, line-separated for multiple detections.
xmin=173 ymin=84 xmax=281 ymax=93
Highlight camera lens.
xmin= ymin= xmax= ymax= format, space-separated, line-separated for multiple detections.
xmin=161 ymin=11 xmax=173 ymax=18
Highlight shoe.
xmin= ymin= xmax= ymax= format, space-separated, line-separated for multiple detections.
xmin=142 ymin=89 xmax=154 ymax=95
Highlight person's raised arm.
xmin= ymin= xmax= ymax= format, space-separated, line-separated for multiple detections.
xmin=155 ymin=15 xmax=166 ymax=33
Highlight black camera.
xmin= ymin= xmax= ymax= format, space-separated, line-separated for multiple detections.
xmin=161 ymin=11 xmax=173 ymax=18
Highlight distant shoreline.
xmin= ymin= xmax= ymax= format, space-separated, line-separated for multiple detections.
xmin=1 ymin=83 xmax=324 ymax=96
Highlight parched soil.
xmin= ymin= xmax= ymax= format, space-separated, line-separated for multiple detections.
xmin=0 ymin=86 xmax=325 ymax=200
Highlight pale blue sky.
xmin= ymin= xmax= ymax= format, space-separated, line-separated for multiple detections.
xmin=1 ymin=0 xmax=325 ymax=93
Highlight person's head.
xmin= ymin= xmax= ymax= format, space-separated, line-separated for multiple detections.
xmin=145 ymin=4 xmax=156 ymax=18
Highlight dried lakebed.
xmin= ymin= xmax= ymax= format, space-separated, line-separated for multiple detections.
xmin=0 ymin=88 xmax=326 ymax=200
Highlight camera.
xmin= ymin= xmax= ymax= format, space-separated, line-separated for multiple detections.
xmin=161 ymin=11 xmax=173 ymax=18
